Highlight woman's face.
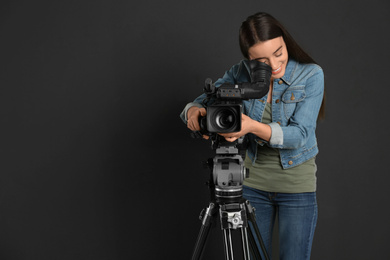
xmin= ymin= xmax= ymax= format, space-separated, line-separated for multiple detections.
xmin=248 ymin=36 xmax=288 ymax=80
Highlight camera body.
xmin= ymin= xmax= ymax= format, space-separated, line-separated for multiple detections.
xmin=200 ymin=60 xmax=272 ymax=134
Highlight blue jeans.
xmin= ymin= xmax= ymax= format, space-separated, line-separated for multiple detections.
xmin=243 ymin=186 xmax=318 ymax=260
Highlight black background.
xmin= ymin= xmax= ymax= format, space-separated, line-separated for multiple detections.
xmin=1 ymin=0 xmax=390 ymax=259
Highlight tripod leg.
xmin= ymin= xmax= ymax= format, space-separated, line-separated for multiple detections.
xmin=240 ymin=227 xmax=250 ymax=260
xmin=192 ymin=203 xmax=217 ymax=260
xmin=245 ymin=200 xmax=270 ymax=260
xmin=247 ymin=225 xmax=262 ymax=260
xmin=222 ymin=229 xmax=234 ymax=260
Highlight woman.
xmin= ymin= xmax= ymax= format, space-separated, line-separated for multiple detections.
xmin=181 ymin=12 xmax=324 ymax=260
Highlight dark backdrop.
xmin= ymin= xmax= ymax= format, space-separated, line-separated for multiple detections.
xmin=1 ymin=0 xmax=389 ymax=259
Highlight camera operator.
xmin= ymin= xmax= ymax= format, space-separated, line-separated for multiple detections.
xmin=180 ymin=12 xmax=325 ymax=260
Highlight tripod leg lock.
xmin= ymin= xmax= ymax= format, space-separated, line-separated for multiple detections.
xmin=199 ymin=203 xmax=217 ymax=226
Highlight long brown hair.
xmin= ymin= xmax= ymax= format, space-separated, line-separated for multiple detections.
xmin=239 ymin=12 xmax=325 ymax=119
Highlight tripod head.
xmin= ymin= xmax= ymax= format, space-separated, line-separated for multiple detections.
xmin=203 ymin=134 xmax=249 ymax=202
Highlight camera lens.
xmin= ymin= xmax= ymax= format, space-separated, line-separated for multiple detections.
xmin=215 ymin=108 xmax=238 ymax=130
xmin=206 ymin=104 xmax=241 ymax=133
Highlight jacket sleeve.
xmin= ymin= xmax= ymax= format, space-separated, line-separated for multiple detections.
xmin=268 ymin=66 xmax=324 ymax=149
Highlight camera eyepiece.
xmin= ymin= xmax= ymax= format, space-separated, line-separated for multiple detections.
xmin=249 ymin=60 xmax=272 ymax=84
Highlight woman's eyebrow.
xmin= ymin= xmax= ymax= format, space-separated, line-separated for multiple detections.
xmin=254 ymin=46 xmax=283 ymax=60
xmin=273 ymin=45 xmax=283 ymax=54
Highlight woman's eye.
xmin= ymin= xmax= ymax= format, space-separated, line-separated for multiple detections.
xmin=275 ymin=52 xmax=282 ymax=57
xmin=253 ymin=58 xmax=269 ymax=65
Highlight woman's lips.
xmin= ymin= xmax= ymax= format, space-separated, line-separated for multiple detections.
xmin=272 ymin=66 xmax=282 ymax=75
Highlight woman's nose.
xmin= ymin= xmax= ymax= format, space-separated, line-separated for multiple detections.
xmin=269 ymin=58 xmax=278 ymax=70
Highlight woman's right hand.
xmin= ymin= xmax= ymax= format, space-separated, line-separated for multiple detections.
xmin=187 ymin=106 xmax=209 ymax=139
xmin=187 ymin=106 xmax=207 ymax=131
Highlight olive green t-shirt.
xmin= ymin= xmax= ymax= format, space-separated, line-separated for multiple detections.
xmin=243 ymin=103 xmax=317 ymax=193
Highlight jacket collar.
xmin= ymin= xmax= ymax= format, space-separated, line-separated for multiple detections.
xmin=280 ymin=58 xmax=298 ymax=86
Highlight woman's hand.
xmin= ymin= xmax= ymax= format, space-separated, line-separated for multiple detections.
xmin=187 ymin=106 xmax=209 ymax=139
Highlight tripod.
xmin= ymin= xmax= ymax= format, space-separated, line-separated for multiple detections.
xmin=188 ymin=65 xmax=272 ymax=259
xmin=191 ymin=175 xmax=270 ymax=260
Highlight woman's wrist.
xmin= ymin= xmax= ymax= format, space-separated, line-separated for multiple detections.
xmin=249 ymin=119 xmax=271 ymax=142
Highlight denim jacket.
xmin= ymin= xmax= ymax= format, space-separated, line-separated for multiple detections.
xmin=180 ymin=58 xmax=324 ymax=169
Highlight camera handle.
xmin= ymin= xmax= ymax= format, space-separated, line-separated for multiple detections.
xmin=203 ymin=78 xmax=215 ymax=95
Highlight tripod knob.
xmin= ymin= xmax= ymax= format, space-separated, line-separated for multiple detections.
xmin=245 ymin=167 xmax=250 ymax=178
xmin=202 ymin=158 xmax=213 ymax=169
xmin=199 ymin=208 xmax=206 ymax=221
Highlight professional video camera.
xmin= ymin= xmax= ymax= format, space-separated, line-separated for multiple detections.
xmin=199 ymin=60 xmax=272 ymax=134
xmin=192 ymin=60 xmax=272 ymax=198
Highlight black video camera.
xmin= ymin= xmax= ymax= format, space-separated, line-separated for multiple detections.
xmin=199 ymin=60 xmax=272 ymax=134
